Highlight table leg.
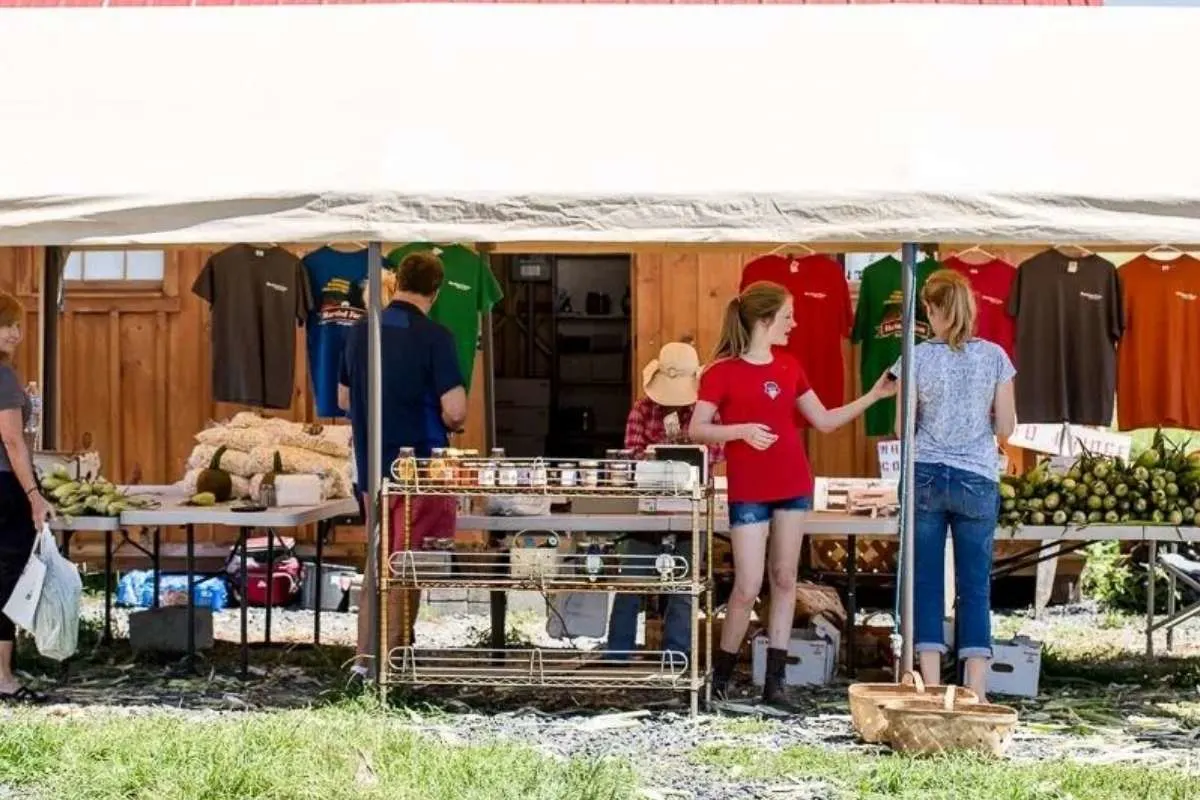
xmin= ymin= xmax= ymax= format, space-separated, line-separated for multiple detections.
xmin=152 ymin=527 xmax=161 ymax=609
xmin=314 ymin=520 xmax=328 ymax=646
xmin=845 ymin=534 xmax=858 ymax=678
xmin=265 ymin=531 xmax=275 ymax=646
xmin=240 ymin=527 xmax=250 ymax=680
xmin=59 ymin=530 xmax=72 ymax=558
xmin=186 ymin=524 xmax=196 ymax=671
xmin=1167 ymin=543 xmax=1177 ymax=653
xmin=103 ymin=530 xmax=113 ymax=644
xmin=1146 ymin=540 xmax=1158 ymax=659
xmin=489 ymin=591 xmax=507 ymax=657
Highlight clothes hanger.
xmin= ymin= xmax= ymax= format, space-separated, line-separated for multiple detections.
xmin=1144 ymin=243 xmax=1184 ymax=262
xmin=952 ymin=244 xmax=997 ymax=266
xmin=765 ymin=243 xmax=816 ymax=257
xmin=1052 ymin=243 xmax=1093 ymax=258
xmin=325 ymin=241 xmax=367 ymax=252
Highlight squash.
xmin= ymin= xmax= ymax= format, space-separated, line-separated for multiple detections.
xmin=195 ymin=445 xmax=234 ymax=502
xmin=262 ymin=450 xmax=284 ymax=489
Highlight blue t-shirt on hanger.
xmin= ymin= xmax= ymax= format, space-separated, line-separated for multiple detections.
xmin=302 ymin=247 xmax=368 ymax=418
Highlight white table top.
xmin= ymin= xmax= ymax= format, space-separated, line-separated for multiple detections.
xmin=118 ymin=487 xmax=359 ymax=528
xmin=456 ymin=511 xmax=1200 ymax=542
xmin=49 ymin=515 xmax=121 ymax=532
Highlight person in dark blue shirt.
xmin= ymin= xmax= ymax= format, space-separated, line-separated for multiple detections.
xmin=338 ymin=251 xmax=467 ymax=678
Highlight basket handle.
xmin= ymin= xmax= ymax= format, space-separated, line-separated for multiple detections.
xmin=900 ymin=670 xmax=926 ymax=694
xmin=942 ymin=684 xmax=956 ymax=711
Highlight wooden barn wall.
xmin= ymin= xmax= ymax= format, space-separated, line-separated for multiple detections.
xmin=0 ymin=246 xmax=486 ymax=559
xmin=632 ymin=250 xmax=872 ymax=478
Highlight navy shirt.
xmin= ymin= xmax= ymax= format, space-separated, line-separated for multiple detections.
xmin=340 ymin=300 xmax=464 ymax=489
xmin=303 ymin=247 xmax=368 ymax=418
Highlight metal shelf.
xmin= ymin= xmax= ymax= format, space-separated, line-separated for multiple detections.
xmin=384 ymin=457 xmax=699 ymax=499
xmin=386 ymin=647 xmax=697 ymax=690
xmin=387 ymin=549 xmax=705 ymax=593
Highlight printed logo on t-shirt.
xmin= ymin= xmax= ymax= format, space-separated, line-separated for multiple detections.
xmin=877 ymin=290 xmax=932 ymax=339
xmin=265 ymin=281 xmax=289 ymax=293
xmin=1079 ymin=291 xmax=1103 ymax=302
xmin=803 ymin=291 xmax=828 ymax=300
xmin=1176 ymin=291 xmax=1198 ymax=302
xmin=980 ymin=294 xmax=1004 ymax=306
xmin=446 ymin=280 xmax=471 ymax=292
xmin=316 ymin=276 xmax=366 ymax=326
xmin=763 ymin=381 xmax=781 ymax=400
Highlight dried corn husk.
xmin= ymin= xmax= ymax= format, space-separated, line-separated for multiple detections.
xmin=177 ymin=469 xmax=252 ymax=499
xmin=227 ymin=411 xmax=294 ymax=430
xmin=275 ymin=423 xmax=353 ymax=458
xmin=194 ymin=425 xmax=279 ymax=452
xmin=185 ymin=444 xmax=256 ymax=478
xmin=248 ymin=445 xmax=348 ymax=479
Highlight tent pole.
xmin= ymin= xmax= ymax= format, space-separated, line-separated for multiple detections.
xmin=898 ymin=242 xmax=919 ymax=678
xmin=39 ymin=247 xmax=64 ymax=450
xmin=366 ymin=242 xmax=384 ymax=683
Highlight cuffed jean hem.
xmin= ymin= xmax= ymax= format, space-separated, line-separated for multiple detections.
xmin=915 ymin=642 xmax=949 ymax=655
xmin=958 ymin=646 xmax=992 ymax=659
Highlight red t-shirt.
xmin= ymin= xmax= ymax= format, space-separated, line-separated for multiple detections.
xmin=944 ymin=256 xmax=1017 ymax=363
xmin=697 ymin=354 xmax=814 ymax=504
xmin=738 ymin=254 xmax=852 ymax=411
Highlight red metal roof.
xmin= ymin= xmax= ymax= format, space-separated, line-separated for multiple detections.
xmin=0 ymin=0 xmax=1103 ymax=6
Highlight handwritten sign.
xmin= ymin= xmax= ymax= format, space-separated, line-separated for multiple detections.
xmin=877 ymin=440 xmax=902 ymax=482
xmin=1008 ymin=424 xmax=1131 ymax=461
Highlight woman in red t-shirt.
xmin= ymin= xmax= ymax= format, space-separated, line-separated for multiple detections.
xmin=690 ymin=280 xmax=895 ymax=708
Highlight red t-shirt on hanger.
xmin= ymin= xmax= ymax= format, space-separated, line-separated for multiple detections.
xmin=944 ymin=255 xmax=1018 ymax=363
xmin=738 ymin=254 xmax=852 ymax=413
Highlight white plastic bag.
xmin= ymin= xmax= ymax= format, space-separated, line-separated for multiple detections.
xmin=31 ymin=525 xmax=82 ymax=661
xmin=2 ymin=540 xmax=46 ymax=632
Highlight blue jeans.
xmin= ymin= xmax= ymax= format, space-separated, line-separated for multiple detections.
xmin=913 ymin=462 xmax=998 ymax=659
xmin=606 ymin=534 xmax=697 ymax=661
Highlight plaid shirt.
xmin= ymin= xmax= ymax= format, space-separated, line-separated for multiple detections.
xmin=623 ymin=397 xmax=724 ymax=463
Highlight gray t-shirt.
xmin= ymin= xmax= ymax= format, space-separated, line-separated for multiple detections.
xmin=0 ymin=364 xmax=30 ymax=473
xmin=891 ymin=339 xmax=1016 ymax=481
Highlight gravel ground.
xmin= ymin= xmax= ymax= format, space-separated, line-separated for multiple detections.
xmin=17 ymin=597 xmax=1200 ymax=799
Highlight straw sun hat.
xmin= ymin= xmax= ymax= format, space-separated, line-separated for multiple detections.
xmin=642 ymin=342 xmax=701 ymax=407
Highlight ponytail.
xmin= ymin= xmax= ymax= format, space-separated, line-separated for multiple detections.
xmin=713 ymin=298 xmax=751 ymax=360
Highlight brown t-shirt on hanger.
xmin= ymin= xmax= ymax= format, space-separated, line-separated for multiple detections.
xmin=1117 ymin=254 xmax=1200 ymax=431
xmin=1008 ymin=250 xmax=1123 ymax=426
xmin=192 ymin=244 xmax=313 ymax=410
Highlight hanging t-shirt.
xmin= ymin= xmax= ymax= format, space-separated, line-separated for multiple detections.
xmin=739 ymin=254 xmax=852 ymax=410
xmin=943 ymin=255 xmax=1017 ymax=363
xmin=852 ymin=255 xmax=940 ymax=437
xmin=1008 ymin=250 xmax=1123 ymax=426
xmin=192 ymin=244 xmax=312 ymax=410
xmin=697 ymin=354 xmax=813 ymax=504
xmin=1117 ymin=254 xmax=1200 ymax=430
xmin=386 ymin=243 xmax=503 ymax=391
xmin=302 ymin=247 xmax=368 ymax=418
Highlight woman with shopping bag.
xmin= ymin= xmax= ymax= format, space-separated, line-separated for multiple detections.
xmin=0 ymin=291 xmax=51 ymax=703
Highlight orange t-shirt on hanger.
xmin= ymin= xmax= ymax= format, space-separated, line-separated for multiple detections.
xmin=1117 ymin=254 xmax=1200 ymax=431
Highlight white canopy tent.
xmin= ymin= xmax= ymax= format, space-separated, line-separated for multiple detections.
xmin=3 ymin=3 xmax=1198 ymax=681
xmin=2 ymin=4 xmax=1200 ymax=246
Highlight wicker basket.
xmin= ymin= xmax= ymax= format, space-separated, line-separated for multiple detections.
xmin=883 ymin=685 xmax=1019 ymax=757
xmin=848 ymin=672 xmax=978 ymax=744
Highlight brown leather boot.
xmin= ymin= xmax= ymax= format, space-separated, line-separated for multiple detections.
xmin=761 ymin=647 xmax=803 ymax=713
xmin=710 ymin=648 xmax=739 ymax=702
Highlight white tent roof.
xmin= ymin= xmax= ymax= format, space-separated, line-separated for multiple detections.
xmin=2 ymin=5 xmax=1200 ymax=246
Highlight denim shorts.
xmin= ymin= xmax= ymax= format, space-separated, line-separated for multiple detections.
xmin=728 ymin=496 xmax=812 ymax=528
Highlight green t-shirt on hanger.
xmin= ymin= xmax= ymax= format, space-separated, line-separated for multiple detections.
xmin=386 ymin=243 xmax=503 ymax=391
xmin=852 ymin=255 xmax=941 ymax=437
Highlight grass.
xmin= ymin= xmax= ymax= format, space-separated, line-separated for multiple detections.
xmin=0 ymin=702 xmax=636 ymax=800
xmin=695 ymin=743 xmax=1200 ymax=800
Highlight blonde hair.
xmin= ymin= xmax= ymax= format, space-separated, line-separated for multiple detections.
xmin=362 ymin=270 xmax=398 ymax=309
xmin=713 ymin=281 xmax=790 ymax=360
xmin=921 ymin=269 xmax=976 ymax=350
xmin=0 ymin=292 xmax=21 ymax=365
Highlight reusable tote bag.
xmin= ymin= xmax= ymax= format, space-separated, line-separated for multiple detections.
xmin=2 ymin=530 xmax=47 ymax=632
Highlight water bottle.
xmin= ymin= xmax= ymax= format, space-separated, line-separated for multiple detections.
xmin=24 ymin=382 xmax=40 ymax=449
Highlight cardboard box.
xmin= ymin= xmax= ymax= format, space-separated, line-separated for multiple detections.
xmin=988 ymin=636 xmax=1042 ymax=697
xmin=810 ymin=613 xmax=842 ymax=681
xmin=751 ymin=628 xmax=834 ymax=687
xmin=496 ymin=379 xmax=551 ymax=408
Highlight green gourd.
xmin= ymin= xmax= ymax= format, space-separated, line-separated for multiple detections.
xmin=196 ymin=445 xmax=233 ymax=502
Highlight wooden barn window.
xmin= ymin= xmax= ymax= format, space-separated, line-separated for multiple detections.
xmin=63 ymin=249 xmax=165 ymax=289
